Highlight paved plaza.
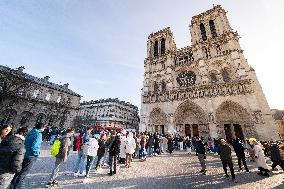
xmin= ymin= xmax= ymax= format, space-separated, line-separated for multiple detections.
xmin=22 ymin=143 xmax=284 ymax=189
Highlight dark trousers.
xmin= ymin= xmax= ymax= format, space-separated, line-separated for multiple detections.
xmin=237 ymin=155 xmax=249 ymax=171
xmin=222 ymin=160 xmax=235 ymax=179
xmin=272 ymin=161 xmax=284 ymax=171
xmin=109 ymin=155 xmax=117 ymax=172
xmin=95 ymin=155 xmax=104 ymax=169
xmin=9 ymin=156 xmax=38 ymax=189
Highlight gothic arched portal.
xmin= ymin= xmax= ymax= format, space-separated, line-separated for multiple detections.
xmin=216 ymin=100 xmax=254 ymax=141
xmin=174 ymin=100 xmax=209 ymax=138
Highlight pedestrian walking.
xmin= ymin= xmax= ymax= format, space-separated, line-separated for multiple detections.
xmin=0 ymin=127 xmax=28 ymax=189
xmin=250 ymin=138 xmax=270 ymax=177
xmin=270 ymin=141 xmax=284 ymax=171
xmin=73 ymin=132 xmax=84 ymax=176
xmin=196 ymin=137 xmax=207 ymax=175
xmin=231 ymin=138 xmax=250 ymax=172
xmin=9 ymin=123 xmax=45 ymax=189
xmin=219 ymin=139 xmax=236 ymax=181
xmin=84 ymin=134 xmax=99 ymax=178
xmin=94 ymin=133 xmax=107 ymax=171
xmin=46 ymin=128 xmax=75 ymax=187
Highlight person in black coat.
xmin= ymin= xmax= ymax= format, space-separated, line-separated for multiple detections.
xmin=219 ymin=139 xmax=236 ymax=181
xmin=154 ymin=134 xmax=160 ymax=155
xmin=195 ymin=137 xmax=207 ymax=175
xmin=167 ymin=136 xmax=174 ymax=154
xmin=95 ymin=134 xmax=107 ymax=171
xmin=270 ymin=141 xmax=284 ymax=171
xmin=231 ymin=138 xmax=249 ymax=172
xmin=0 ymin=127 xmax=28 ymax=189
xmin=108 ymin=134 xmax=121 ymax=176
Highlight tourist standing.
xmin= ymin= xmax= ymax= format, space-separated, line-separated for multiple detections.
xmin=108 ymin=134 xmax=120 ymax=176
xmin=185 ymin=137 xmax=192 ymax=154
xmin=0 ymin=127 xmax=28 ymax=189
xmin=219 ymin=139 xmax=236 ymax=181
xmin=0 ymin=124 xmax=13 ymax=143
xmin=46 ymin=128 xmax=75 ymax=187
xmin=125 ymin=132 xmax=136 ymax=168
xmin=167 ymin=135 xmax=174 ymax=154
xmin=196 ymin=137 xmax=207 ymax=175
xmin=94 ymin=133 xmax=107 ymax=171
xmin=9 ymin=123 xmax=45 ymax=189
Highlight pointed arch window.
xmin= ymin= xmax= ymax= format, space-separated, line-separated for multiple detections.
xmin=222 ymin=69 xmax=230 ymax=82
xmin=200 ymin=23 xmax=207 ymax=41
xmin=210 ymin=72 xmax=218 ymax=83
xmin=154 ymin=40 xmax=159 ymax=57
xmin=209 ymin=20 xmax=217 ymax=38
xmin=161 ymin=38 xmax=166 ymax=55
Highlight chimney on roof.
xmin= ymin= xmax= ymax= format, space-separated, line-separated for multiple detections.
xmin=43 ymin=76 xmax=50 ymax=82
xmin=63 ymin=83 xmax=69 ymax=89
xmin=16 ymin=66 xmax=25 ymax=73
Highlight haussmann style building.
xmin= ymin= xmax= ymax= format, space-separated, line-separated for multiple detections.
xmin=140 ymin=5 xmax=279 ymax=141
xmin=0 ymin=65 xmax=81 ymax=129
xmin=78 ymin=98 xmax=139 ymax=130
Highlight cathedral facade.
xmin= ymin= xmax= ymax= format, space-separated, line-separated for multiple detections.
xmin=140 ymin=5 xmax=278 ymax=141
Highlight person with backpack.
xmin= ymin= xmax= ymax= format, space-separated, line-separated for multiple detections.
xmin=9 ymin=123 xmax=45 ymax=189
xmin=0 ymin=127 xmax=28 ymax=189
xmin=46 ymin=128 xmax=75 ymax=187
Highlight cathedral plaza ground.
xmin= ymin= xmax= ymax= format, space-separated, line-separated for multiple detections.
xmin=22 ymin=143 xmax=284 ymax=189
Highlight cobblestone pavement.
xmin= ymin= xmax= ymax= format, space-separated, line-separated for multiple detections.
xmin=23 ymin=143 xmax=284 ymax=189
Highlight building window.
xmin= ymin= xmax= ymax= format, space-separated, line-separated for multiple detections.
xmin=176 ymin=71 xmax=196 ymax=87
xmin=32 ymin=90 xmax=40 ymax=98
xmin=56 ymin=96 xmax=62 ymax=103
xmin=154 ymin=40 xmax=159 ymax=57
xmin=209 ymin=20 xmax=217 ymax=38
xmin=222 ymin=69 xmax=230 ymax=82
xmin=161 ymin=38 xmax=165 ymax=55
xmin=200 ymin=23 xmax=207 ymax=41
xmin=161 ymin=81 xmax=167 ymax=92
xmin=45 ymin=93 xmax=51 ymax=101
xmin=154 ymin=82 xmax=159 ymax=92
xmin=210 ymin=72 xmax=218 ymax=83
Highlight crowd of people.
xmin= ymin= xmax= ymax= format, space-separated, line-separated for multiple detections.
xmin=1 ymin=123 xmax=284 ymax=188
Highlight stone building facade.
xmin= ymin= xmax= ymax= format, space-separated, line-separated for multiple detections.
xmin=0 ymin=65 xmax=81 ymax=129
xmin=78 ymin=98 xmax=139 ymax=130
xmin=140 ymin=5 xmax=278 ymax=141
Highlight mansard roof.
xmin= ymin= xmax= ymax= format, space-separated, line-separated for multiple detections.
xmin=81 ymin=98 xmax=138 ymax=110
xmin=0 ymin=65 xmax=81 ymax=97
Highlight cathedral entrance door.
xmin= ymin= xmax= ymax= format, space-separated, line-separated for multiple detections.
xmin=233 ymin=124 xmax=244 ymax=140
xmin=160 ymin=125 xmax=165 ymax=135
xmin=224 ymin=124 xmax=232 ymax=141
xmin=185 ymin=124 xmax=191 ymax=137
xmin=192 ymin=124 xmax=199 ymax=137
xmin=154 ymin=125 xmax=159 ymax=133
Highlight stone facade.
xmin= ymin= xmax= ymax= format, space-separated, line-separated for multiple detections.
xmin=140 ymin=5 xmax=278 ymax=141
xmin=0 ymin=65 xmax=81 ymax=129
xmin=272 ymin=109 xmax=284 ymax=139
xmin=78 ymin=98 xmax=139 ymax=130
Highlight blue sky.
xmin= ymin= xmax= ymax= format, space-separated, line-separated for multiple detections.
xmin=0 ymin=0 xmax=284 ymax=110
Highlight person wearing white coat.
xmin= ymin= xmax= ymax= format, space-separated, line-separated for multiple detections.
xmin=251 ymin=139 xmax=270 ymax=177
xmin=84 ymin=135 xmax=99 ymax=178
xmin=119 ymin=131 xmax=127 ymax=164
xmin=125 ymin=132 xmax=136 ymax=168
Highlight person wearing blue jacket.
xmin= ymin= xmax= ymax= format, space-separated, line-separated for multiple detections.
xmin=9 ymin=122 xmax=45 ymax=189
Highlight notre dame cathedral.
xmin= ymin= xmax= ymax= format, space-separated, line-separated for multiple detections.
xmin=140 ymin=5 xmax=279 ymax=141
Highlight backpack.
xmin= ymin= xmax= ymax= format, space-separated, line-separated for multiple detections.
xmin=0 ymin=144 xmax=14 ymax=173
xmin=50 ymin=139 xmax=61 ymax=157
